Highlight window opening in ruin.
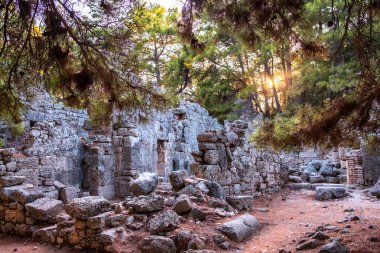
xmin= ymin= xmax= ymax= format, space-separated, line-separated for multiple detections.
xmin=157 ymin=140 xmax=166 ymax=177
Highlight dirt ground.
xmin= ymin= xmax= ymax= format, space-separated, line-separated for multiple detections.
xmin=0 ymin=188 xmax=379 ymax=253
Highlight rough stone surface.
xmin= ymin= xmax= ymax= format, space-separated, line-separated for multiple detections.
xmin=64 ymin=196 xmax=111 ymax=220
xmin=126 ymin=195 xmax=164 ymax=213
xmin=318 ymin=240 xmax=350 ymax=253
xmin=149 ymin=210 xmax=180 ymax=235
xmin=169 ymin=170 xmax=187 ymax=191
xmin=173 ymin=194 xmax=192 ymax=214
xmin=217 ymin=214 xmax=260 ymax=242
xmin=370 ymin=179 xmax=380 ymax=197
xmin=60 ymin=186 xmax=79 ymax=203
xmin=225 ymin=195 xmax=253 ymax=211
xmin=13 ymin=187 xmax=44 ymax=204
xmin=130 ymin=172 xmax=158 ymax=196
xmin=0 ymin=176 xmax=26 ymax=187
xmin=206 ymin=182 xmax=225 ymax=200
xmin=25 ymin=197 xmax=64 ymax=221
xmin=316 ymin=187 xmax=347 ymax=201
xmin=141 ymin=236 xmax=176 ymax=253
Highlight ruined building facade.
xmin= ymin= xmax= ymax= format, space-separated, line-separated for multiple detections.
xmin=0 ymin=92 xmax=379 ymax=202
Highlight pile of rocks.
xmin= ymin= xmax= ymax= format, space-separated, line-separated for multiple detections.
xmin=0 ymin=169 xmax=260 ymax=252
xmin=287 ymin=160 xmax=347 ymax=185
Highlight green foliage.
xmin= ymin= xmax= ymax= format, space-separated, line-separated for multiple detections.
xmin=0 ymin=138 xmax=4 ymax=148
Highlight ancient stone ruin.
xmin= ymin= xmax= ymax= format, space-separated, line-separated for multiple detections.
xmin=0 ymin=92 xmax=379 ymax=252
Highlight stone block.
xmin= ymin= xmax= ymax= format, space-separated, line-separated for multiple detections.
xmin=141 ymin=236 xmax=176 ymax=253
xmin=5 ymin=210 xmax=25 ymax=223
xmin=130 ymin=172 xmax=158 ymax=196
xmin=65 ymin=196 xmax=111 ymax=220
xmin=60 ymin=187 xmax=79 ymax=203
xmin=13 ymin=187 xmax=44 ymax=204
xmin=217 ymin=214 xmax=260 ymax=242
xmin=225 ymin=195 xmax=253 ymax=211
xmin=0 ymin=176 xmax=26 ymax=187
xmin=25 ymin=197 xmax=64 ymax=221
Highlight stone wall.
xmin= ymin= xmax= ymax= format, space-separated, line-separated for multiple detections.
xmin=191 ymin=120 xmax=285 ymax=196
xmin=110 ymin=101 xmax=221 ymax=198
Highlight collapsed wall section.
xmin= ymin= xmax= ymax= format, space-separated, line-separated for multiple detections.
xmin=191 ymin=120 xmax=285 ymax=196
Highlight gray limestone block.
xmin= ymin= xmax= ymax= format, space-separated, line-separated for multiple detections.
xmin=64 ymin=196 xmax=111 ymax=220
xmin=130 ymin=172 xmax=158 ymax=196
xmin=173 ymin=194 xmax=192 ymax=214
xmin=169 ymin=170 xmax=187 ymax=191
xmin=0 ymin=176 xmax=26 ymax=187
xmin=204 ymin=150 xmax=219 ymax=165
xmin=25 ymin=197 xmax=64 ymax=221
xmin=315 ymin=186 xmax=347 ymax=201
xmin=206 ymin=182 xmax=226 ymax=200
xmin=225 ymin=195 xmax=253 ymax=211
xmin=197 ymin=133 xmax=218 ymax=143
xmin=217 ymin=214 xmax=260 ymax=242
xmin=13 ymin=187 xmax=44 ymax=204
xmin=319 ymin=240 xmax=349 ymax=253
xmin=59 ymin=186 xmax=80 ymax=203
xmin=141 ymin=235 xmax=176 ymax=253
xmin=0 ymin=184 xmax=34 ymax=202
xmin=148 ymin=210 xmax=180 ymax=235
xmin=126 ymin=195 xmax=164 ymax=213
xmin=309 ymin=175 xmax=325 ymax=184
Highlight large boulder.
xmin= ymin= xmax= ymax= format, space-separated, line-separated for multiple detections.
xmin=25 ymin=197 xmax=64 ymax=221
xmin=149 ymin=210 xmax=180 ymax=235
xmin=0 ymin=176 xmax=26 ymax=187
xmin=288 ymin=175 xmax=303 ymax=183
xmin=177 ymin=185 xmax=196 ymax=196
xmin=130 ymin=172 xmax=158 ymax=196
xmin=141 ymin=236 xmax=176 ymax=253
xmin=126 ymin=195 xmax=164 ymax=213
xmin=319 ymin=240 xmax=349 ymax=253
xmin=225 ymin=195 xmax=253 ymax=211
xmin=217 ymin=214 xmax=260 ymax=242
xmin=370 ymin=179 xmax=380 ymax=197
xmin=173 ymin=194 xmax=192 ymax=214
xmin=206 ymin=182 xmax=225 ymax=200
xmin=65 ymin=196 xmax=111 ymax=220
xmin=0 ymin=184 xmax=34 ymax=202
xmin=169 ymin=170 xmax=187 ymax=191
xmin=316 ymin=187 xmax=347 ymax=201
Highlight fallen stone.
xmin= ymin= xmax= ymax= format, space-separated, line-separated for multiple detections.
xmin=319 ymin=164 xmax=334 ymax=177
xmin=126 ymin=195 xmax=164 ymax=213
xmin=312 ymin=231 xmax=330 ymax=241
xmin=303 ymin=164 xmax=318 ymax=174
xmin=169 ymin=170 xmax=187 ymax=191
xmin=296 ymin=239 xmax=319 ymax=251
xmin=188 ymin=234 xmax=206 ymax=250
xmin=195 ymin=181 xmax=209 ymax=194
xmin=173 ymin=194 xmax=192 ymax=214
xmin=141 ymin=235 xmax=176 ymax=253
xmin=0 ymin=176 xmax=26 ymax=187
xmin=13 ymin=187 xmax=44 ymax=204
xmin=318 ymin=240 xmax=349 ymax=253
xmin=206 ymin=182 xmax=225 ymax=200
xmin=316 ymin=187 xmax=347 ymax=201
xmin=309 ymin=175 xmax=325 ymax=184
xmin=149 ymin=210 xmax=180 ymax=235
xmin=176 ymin=230 xmax=193 ymax=251
xmin=288 ymin=175 xmax=303 ymax=183
xmin=177 ymin=185 xmax=196 ymax=197
xmin=130 ymin=172 xmax=158 ymax=196
xmin=204 ymin=150 xmax=219 ymax=165
xmin=225 ymin=195 xmax=253 ymax=211
xmin=213 ymin=234 xmax=229 ymax=249
xmin=25 ymin=197 xmax=64 ymax=221
xmin=65 ymin=196 xmax=111 ymax=220
xmin=190 ymin=207 xmax=206 ymax=222
xmin=324 ymin=177 xmax=339 ymax=184
xmin=60 ymin=186 xmax=79 ymax=203
xmin=370 ymin=179 xmax=380 ymax=198
xmin=217 ymin=214 xmax=260 ymax=242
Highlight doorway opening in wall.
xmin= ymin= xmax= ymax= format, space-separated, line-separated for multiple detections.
xmin=157 ymin=140 xmax=166 ymax=178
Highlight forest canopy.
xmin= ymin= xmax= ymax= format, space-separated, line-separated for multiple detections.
xmin=0 ymin=0 xmax=379 ymax=149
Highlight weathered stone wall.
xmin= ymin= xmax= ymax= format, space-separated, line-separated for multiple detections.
xmin=111 ymin=101 xmax=221 ymax=197
xmin=191 ymin=120 xmax=285 ymax=196
xmin=0 ymin=92 xmax=88 ymax=197
xmin=362 ymin=144 xmax=380 ymax=186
